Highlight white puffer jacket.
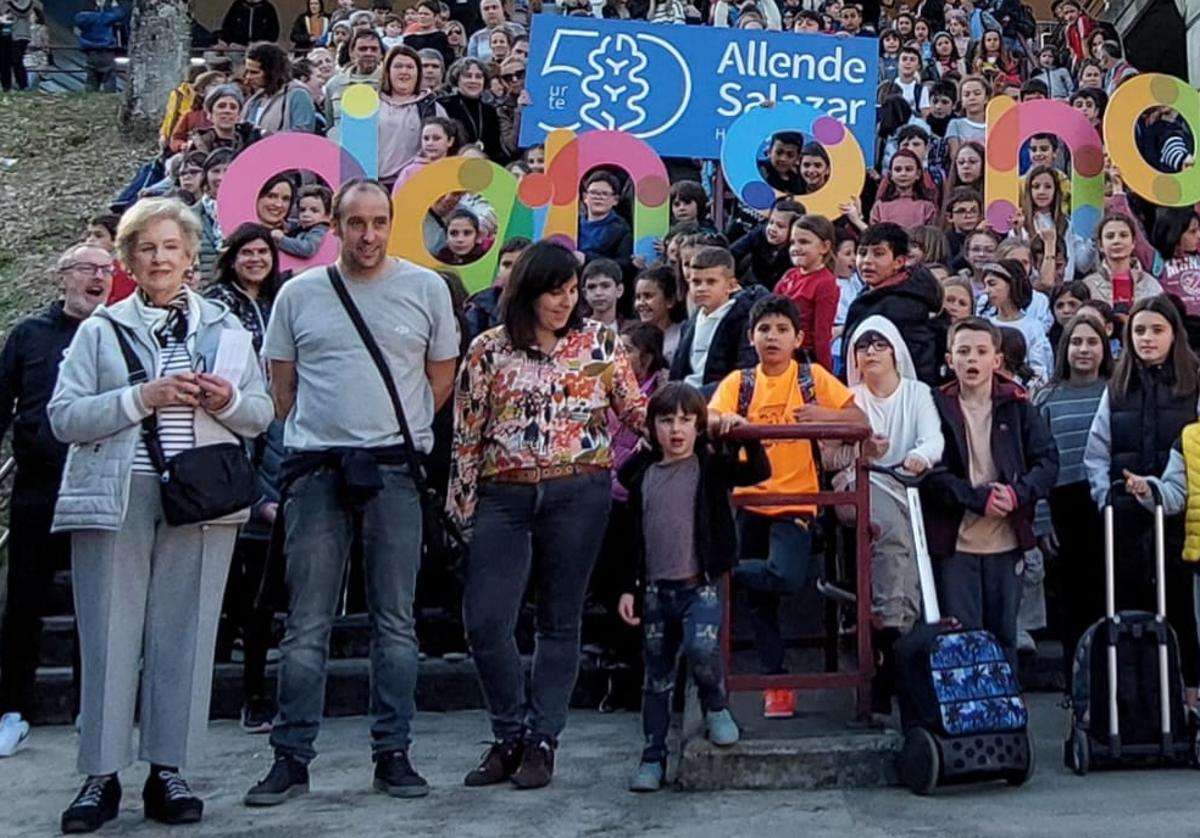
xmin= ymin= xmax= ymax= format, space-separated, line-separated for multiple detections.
xmin=49 ymin=290 xmax=273 ymax=532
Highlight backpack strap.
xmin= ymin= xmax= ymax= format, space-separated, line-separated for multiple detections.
xmin=796 ymin=360 xmax=817 ymax=406
xmin=736 ymin=367 xmax=756 ymax=417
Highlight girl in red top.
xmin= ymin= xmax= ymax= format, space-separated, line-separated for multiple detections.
xmin=776 ymin=214 xmax=839 ymax=369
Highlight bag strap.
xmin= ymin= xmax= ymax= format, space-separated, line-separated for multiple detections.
xmin=107 ymin=319 xmax=170 ymax=477
xmin=736 ymin=367 xmax=755 ymax=417
xmin=326 ymin=265 xmax=436 ymax=488
xmin=796 ymin=360 xmax=817 ymax=406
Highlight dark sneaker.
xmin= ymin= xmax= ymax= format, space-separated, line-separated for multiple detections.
xmin=240 ymin=697 xmax=274 ymax=734
xmin=142 ymin=766 xmax=203 ymax=825
xmin=243 ymin=756 xmax=310 ymax=807
xmin=511 ymin=737 xmax=555 ymax=790
xmin=61 ymin=774 xmax=121 ymax=834
xmin=463 ymin=739 xmax=523 ymax=787
xmin=373 ymin=750 xmax=429 ymax=798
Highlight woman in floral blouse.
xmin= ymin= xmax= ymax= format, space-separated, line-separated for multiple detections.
xmin=449 ymin=241 xmax=646 ymax=790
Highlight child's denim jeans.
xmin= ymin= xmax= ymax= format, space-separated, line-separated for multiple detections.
xmin=640 ymin=579 xmax=726 ymax=764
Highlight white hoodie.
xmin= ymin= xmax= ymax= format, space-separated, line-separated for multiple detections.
xmin=846 ymin=315 xmax=945 ymax=496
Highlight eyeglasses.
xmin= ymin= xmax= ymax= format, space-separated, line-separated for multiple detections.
xmin=501 ymin=70 xmax=525 ymax=81
xmin=951 ymin=206 xmax=980 ymax=216
xmin=62 ymin=262 xmax=115 ymax=278
xmin=853 ymin=338 xmax=892 ymax=354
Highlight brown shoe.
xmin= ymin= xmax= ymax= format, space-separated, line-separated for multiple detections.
xmin=511 ymin=737 xmax=555 ymax=790
xmin=464 ymin=739 xmax=524 ymax=787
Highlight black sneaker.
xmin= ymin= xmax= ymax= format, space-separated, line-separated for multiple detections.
xmin=243 ymin=756 xmax=310 ymax=807
xmin=61 ymin=774 xmax=121 ymax=834
xmin=463 ymin=739 xmax=523 ymax=787
xmin=240 ymin=697 xmax=275 ymax=734
xmin=143 ymin=766 xmax=203 ymax=825
xmin=511 ymin=737 xmax=555 ymax=790
xmin=373 ymin=750 xmax=429 ymax=798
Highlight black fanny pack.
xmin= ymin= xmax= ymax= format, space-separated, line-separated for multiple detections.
xmin=110 ymin=320 xmax=259 ymax=526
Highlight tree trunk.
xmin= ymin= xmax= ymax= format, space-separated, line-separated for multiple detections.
xmin=119 ymin=0 xmax=192 ymax=140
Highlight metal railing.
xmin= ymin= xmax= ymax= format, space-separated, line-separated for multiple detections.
xmin=721 ymin=422 xmax=875 ymax=721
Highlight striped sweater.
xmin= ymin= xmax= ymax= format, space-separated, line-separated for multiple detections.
xmin=1032 ymin=378 xmax=1107 ymax=535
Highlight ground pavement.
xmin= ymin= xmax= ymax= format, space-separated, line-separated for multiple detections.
xmin=6 ymin=694 xmax=1200 ymax=838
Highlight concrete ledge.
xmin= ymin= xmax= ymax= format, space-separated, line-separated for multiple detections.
xmin=678 ymin=729 xmax=902 ymax=790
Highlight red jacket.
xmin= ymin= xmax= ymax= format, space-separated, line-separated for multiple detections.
xmin=1065 ymin=15 xmax=1096 ymax=66
xmin=775 ymin=265 xmax=838 ymax=370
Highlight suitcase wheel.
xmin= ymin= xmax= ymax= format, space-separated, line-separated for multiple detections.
xmin=1192 ymin=728 xmax=1200 ymax=769
xmin=900 ymin=726 xmax=940 ymax=795
xmin=1067 ymin=728 xmax=1089 ymax=777
xmin=1006 ymin=730 xmax=1036 ymax=786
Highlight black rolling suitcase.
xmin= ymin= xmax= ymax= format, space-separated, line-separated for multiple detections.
xmin=1064 ymin=482 xmax=1200 ymax=774
xmin=876 ymin=466 xmax=1035 ymax=795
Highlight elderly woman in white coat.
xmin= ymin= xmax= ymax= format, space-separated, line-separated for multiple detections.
xmin=50 ymin=198 xmax=272 ymax=835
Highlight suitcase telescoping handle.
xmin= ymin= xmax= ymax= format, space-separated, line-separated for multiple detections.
xmin=1104 ymin=479 xmax=1171 ymax=749
xmin=869 ymin=465 xmax=946 ymax=626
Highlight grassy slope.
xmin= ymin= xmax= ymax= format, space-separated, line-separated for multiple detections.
xmin=0 ymin=92 xmax=158 ymax=332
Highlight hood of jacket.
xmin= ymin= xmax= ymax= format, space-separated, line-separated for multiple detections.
xmin=845 ymin=314 xmax=918 ymax=386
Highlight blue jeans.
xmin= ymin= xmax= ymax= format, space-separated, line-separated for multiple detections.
xmin=271 ymin=465 xmax=422 ymax=763
xmin=463 ymin=471 xmax=611 ymax=744
xmin=641 ymin=580 xmax=726 ymax=764
xmin=733 ymin=512 xmax=814 ymax=674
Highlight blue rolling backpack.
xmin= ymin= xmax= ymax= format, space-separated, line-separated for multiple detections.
xmin=873 ymin=466 xmax=1035 ymax=795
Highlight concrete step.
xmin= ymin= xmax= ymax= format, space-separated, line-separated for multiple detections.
xmin=676 ymin=688 xmax=902 ymax=790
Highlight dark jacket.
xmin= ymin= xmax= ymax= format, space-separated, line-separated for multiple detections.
xmin=1108 ymin=363 xmax=1197 ymax=482
xmin=669 ymin=284 xmax=768 ymax=397
xmin=203 ymin=282 xmax=271 ymax=352
xmin=0 ymin=301 xmax=83 ymax=482
xmin=578 ymin=211 xmax=633 ymax=268
xmin=439 ymin=92 xmax=505 ymax=161
xmin=921 ymin=376 xmax=1059 ymax=558
xmin=220 ymin=0 xmax=281 ymax=46
xmin=464 ymin=285 xmax=502 ymax=341
xmin=618 ymin=439 xmax=771 ymax=594
xmin=842 ymin=264 xmax=944 ymax=385
xmin=730 ymin=225 xmax=792 ymax=291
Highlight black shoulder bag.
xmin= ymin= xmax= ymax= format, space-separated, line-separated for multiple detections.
xmin=326 ymin=266 xmax=466 ymax=563
xmin=110 ymin=321 xmax=259 ymax=526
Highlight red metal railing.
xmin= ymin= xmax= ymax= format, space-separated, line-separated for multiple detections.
xmin=721 ymin=422 xmax=875 ymax=721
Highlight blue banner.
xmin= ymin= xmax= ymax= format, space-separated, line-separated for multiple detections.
xmin=520 ymin=18 xmax=879 ymax=166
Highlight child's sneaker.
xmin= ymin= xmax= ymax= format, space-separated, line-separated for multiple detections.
xmin=705 ymin=709 xmax=740 ymax=746
xmin=0 ymin=712 xmax=30 ymax=757
xmin=763 ymin=688 xmax=795 ymax=719
xmin=628 ymin=760 xmax=664 ymax=792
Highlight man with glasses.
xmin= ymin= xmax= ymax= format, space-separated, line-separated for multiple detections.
xmin=0 ymin=244 xmax=113 ymax=757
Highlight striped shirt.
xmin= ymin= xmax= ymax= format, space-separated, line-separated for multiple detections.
xmin=132 ymin=330 xmax=196 ymax=475
xmin=1033 ymin=379 xmax=1107 ymax=487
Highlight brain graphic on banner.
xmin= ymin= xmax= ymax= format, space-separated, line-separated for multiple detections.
xmin=520 ymin=17 xmax=879 ymax=166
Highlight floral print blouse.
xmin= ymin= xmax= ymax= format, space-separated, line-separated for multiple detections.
xmin=448 ymin=320 xmax=647 ymax=526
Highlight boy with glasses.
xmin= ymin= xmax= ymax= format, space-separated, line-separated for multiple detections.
xmin=844 ymin=314 xmax=944 ymax=713
xmin=579 ymin=171 xmax=632 ymax=269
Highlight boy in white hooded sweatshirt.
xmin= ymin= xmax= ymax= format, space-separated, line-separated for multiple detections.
xmin=844 ymin=314 xmax=945 ymax=714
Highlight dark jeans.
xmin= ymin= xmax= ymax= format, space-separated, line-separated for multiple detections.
xmin=83 ymin=49 xmax=117 ymax=92
xmin=0 ymin=36 xmax=27 ymax=91
xmin=1049 ymin=482 xmax=1104 ymax=686
xmin=271 ymin=465 xmax=422 ymax=763
xmin=0 ymin=477 xmax=76 ymax=719
xmin=641 ymin=580 xmax=726 ymax=764
xmin=733 ymin=512 xmax=813 ymax=674
xmin=463 ymin=471 xmax=611 ymax=743
xmin=936 ymin=550 xmax=1023 ymax=669
xmin=220 ymin=539 xmax=274 ymax=700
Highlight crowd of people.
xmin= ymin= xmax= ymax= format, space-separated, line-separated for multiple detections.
xmin=1 ymin=0 xmax=1199 ymax=832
